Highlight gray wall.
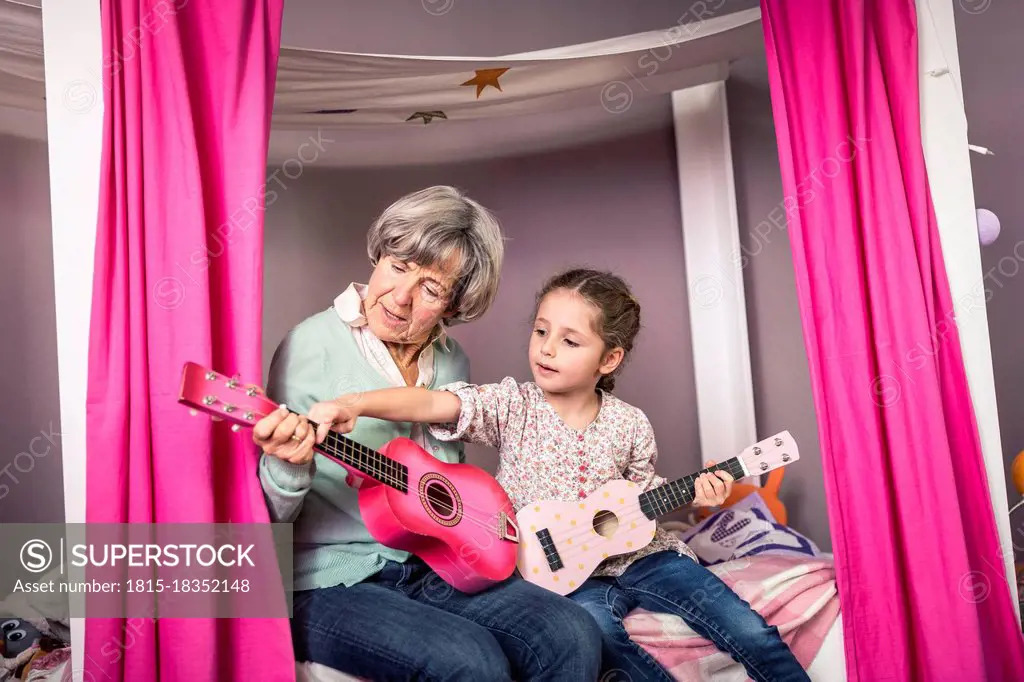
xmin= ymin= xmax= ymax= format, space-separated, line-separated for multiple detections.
xmin=0 ymin=133 xmax=64 ymax=523
xmin=727 ymin=77 xmax=827 ymax=541
xmin=954 ymin=3 xmax=1024 ymax=508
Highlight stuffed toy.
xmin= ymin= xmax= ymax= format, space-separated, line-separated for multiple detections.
xmin=693 ymin=467 xmax=789 ymax=525
xmin=1 ymin=618 xmax=66 ymax=681
xmin=0 ymin=619 xmax=41 ymax=660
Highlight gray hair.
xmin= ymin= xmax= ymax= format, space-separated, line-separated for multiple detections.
xmin=366 ymin=186 xmax=505 ymax=325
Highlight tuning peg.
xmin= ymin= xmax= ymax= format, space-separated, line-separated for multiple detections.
xmin=189 ymin=409 xmax=198 ymax=417
xmin=210 ymin=416 xmax=223 ymax=422
xmin=231 ymin=424 xmax=241 ymax=432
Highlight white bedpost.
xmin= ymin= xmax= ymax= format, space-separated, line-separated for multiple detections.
xmin=917 ymin=0 xmax=1018 ymax=617
xmin=40 ymin=0 xmax=104 ymax=673
xmin=671 ymin=76 xmax=759 ymax=472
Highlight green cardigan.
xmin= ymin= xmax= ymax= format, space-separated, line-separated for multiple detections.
xmin=258 ymin=307 xmax=470 ymax=591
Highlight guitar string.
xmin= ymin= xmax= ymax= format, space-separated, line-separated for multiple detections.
xmin=254 ymin=407 xmax=752 ymax=547
xmin=312 ymin=428 xmax=516 ymax=530
xmin=540 ymin=507 xmax=681 ymax=565
xmin=319 ymin=428 xmax=743 ymax=546
xmin=230 ymin=402 xmax=509 ymax=535
xmin=535 ymin=493 xmax=736 ymax=567
xmin=312 ymin=435 xmax=513 ymax=536
xmin=526 ymin=461 xmax=747 ymax=557
xmin=207 ymin=392 xmax=774 ymax=545
xmin=534 ymin=499 xmax=698 ymax=562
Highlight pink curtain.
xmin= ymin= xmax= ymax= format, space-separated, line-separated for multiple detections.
xmin=759 ymin=1 xmax=1024 ymax=680
xmin=85 ymin=1 xmax=291 ymax=680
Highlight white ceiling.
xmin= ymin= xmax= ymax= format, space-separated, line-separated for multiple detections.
xmin=0 ymin=0 xmax=768 ymax=167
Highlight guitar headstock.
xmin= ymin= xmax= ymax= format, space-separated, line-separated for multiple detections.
xmin=177 ymin=362 xmax=278 ymax=432
xmin=736 ymin=430 xmax=799 ymax=477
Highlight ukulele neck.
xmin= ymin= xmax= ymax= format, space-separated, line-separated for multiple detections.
xmin=315 ymin=426 xmax=409 ymax=492
xmin=637 ymin=458 xmax=746 ymax=519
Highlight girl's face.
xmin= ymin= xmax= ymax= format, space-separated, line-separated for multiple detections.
xmin=529 ymin=288 xmax=623 ymax=394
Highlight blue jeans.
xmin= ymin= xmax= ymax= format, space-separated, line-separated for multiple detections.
xmin=571 ymin=551 xmax=810 ymax=682
xmin=291 ymin=557 xmax=602 ymax=681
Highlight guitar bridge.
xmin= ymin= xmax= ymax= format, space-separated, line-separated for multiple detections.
xmin=498 ymin=512 xmax=520 ymax=543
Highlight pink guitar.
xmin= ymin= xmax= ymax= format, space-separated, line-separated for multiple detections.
xmin=177 ymin=362 xmax=520 ymax=594
xmin=516 ymin=431 xmax=799 ymax=595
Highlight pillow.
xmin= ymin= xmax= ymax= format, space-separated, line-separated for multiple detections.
xmin=729 ymin=487 xmax=779 ymax=521
xmin=677 ymin=492 xmax=821 ymax=566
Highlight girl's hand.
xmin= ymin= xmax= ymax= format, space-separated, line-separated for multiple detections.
xmin=690 ymin=460 xmax=734 ymax=507
xmin=307 ymin=396 xmax=361 ymax=442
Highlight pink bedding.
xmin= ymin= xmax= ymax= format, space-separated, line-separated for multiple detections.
xmin=623 ymin=554 xmax=840 ymax=681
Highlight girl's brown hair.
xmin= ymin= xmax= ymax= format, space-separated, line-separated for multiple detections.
xmin=534 ymin=268 xmax=641 ymax=392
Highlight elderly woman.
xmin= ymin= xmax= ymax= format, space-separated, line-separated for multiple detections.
xmin=255 ymin=186 xmax=602 ymax=682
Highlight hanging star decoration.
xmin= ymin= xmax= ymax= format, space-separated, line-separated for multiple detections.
xmin=406 ymin=111 xmax=448 ymax=125
xmin=460 ymin=68 xmax=510 ymax=98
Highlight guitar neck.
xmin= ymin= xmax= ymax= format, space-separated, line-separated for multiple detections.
xmin=637 ymin=458 xmax=746 ymax=519
xmin=314 ymin=425 xmax=409 ymax=493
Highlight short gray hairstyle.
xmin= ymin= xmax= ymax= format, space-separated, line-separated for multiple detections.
xmin=367 ymin=186 xmax=505 ymax=325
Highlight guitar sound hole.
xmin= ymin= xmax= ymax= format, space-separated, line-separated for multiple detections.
xmin=593 ymin=510 xmax=619 ymax=538
xmin=424 ymin=481 xmax=457 ymax=520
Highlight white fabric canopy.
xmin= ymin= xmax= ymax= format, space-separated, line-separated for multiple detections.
xmin=273 ymin=8 xmax=762 ymax=128
xmin=0 ymin=1 xmax=45 ymax=111
xmin=0 ymin=2 xmax=763 ymax=128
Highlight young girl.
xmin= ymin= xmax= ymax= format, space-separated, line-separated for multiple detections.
xmin=308 ymin=268 xmax=810 ymax=682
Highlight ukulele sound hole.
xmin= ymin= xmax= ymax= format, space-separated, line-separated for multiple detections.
xmin=424 ymin=480 xmax=457 ymax=521
xmin=593 ymin=510 xmax=619 ymax=538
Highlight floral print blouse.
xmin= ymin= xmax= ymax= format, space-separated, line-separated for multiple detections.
xmin=428 ymin=377 xmax=697 ymax=577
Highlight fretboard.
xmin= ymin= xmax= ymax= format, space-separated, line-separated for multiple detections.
xmin=311 ymin=421 xmax=409 ymax=492
xmin=638 ymin=458 xmax=746 ymax=519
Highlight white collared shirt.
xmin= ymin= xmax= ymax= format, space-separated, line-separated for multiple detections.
xmin=332 ymin=283 xmax=448 ymax=451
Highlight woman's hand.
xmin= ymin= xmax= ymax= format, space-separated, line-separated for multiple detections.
xmin=252 ymin=406 xmax=317 ymax=466
xmin=690 ymin=460 xmax=734 ymax=508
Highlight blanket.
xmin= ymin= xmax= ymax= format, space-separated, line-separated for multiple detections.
xmin=623 ymin=554 xmax=840 ymax=681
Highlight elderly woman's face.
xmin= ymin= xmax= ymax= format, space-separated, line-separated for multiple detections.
xmin=364 ymin=254 xmax=461 ymax=346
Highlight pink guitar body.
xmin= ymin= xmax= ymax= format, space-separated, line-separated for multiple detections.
xmin=357 ymin=437 xmax=520 ymax=594
xmin=516 ymin=480 xmax=655 ymax=595
xmin=176 ymin=362 xmax=520 ymax=595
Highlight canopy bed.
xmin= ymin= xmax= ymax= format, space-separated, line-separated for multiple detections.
xmin=0 ymin=0 xmax=1020 ymax=680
